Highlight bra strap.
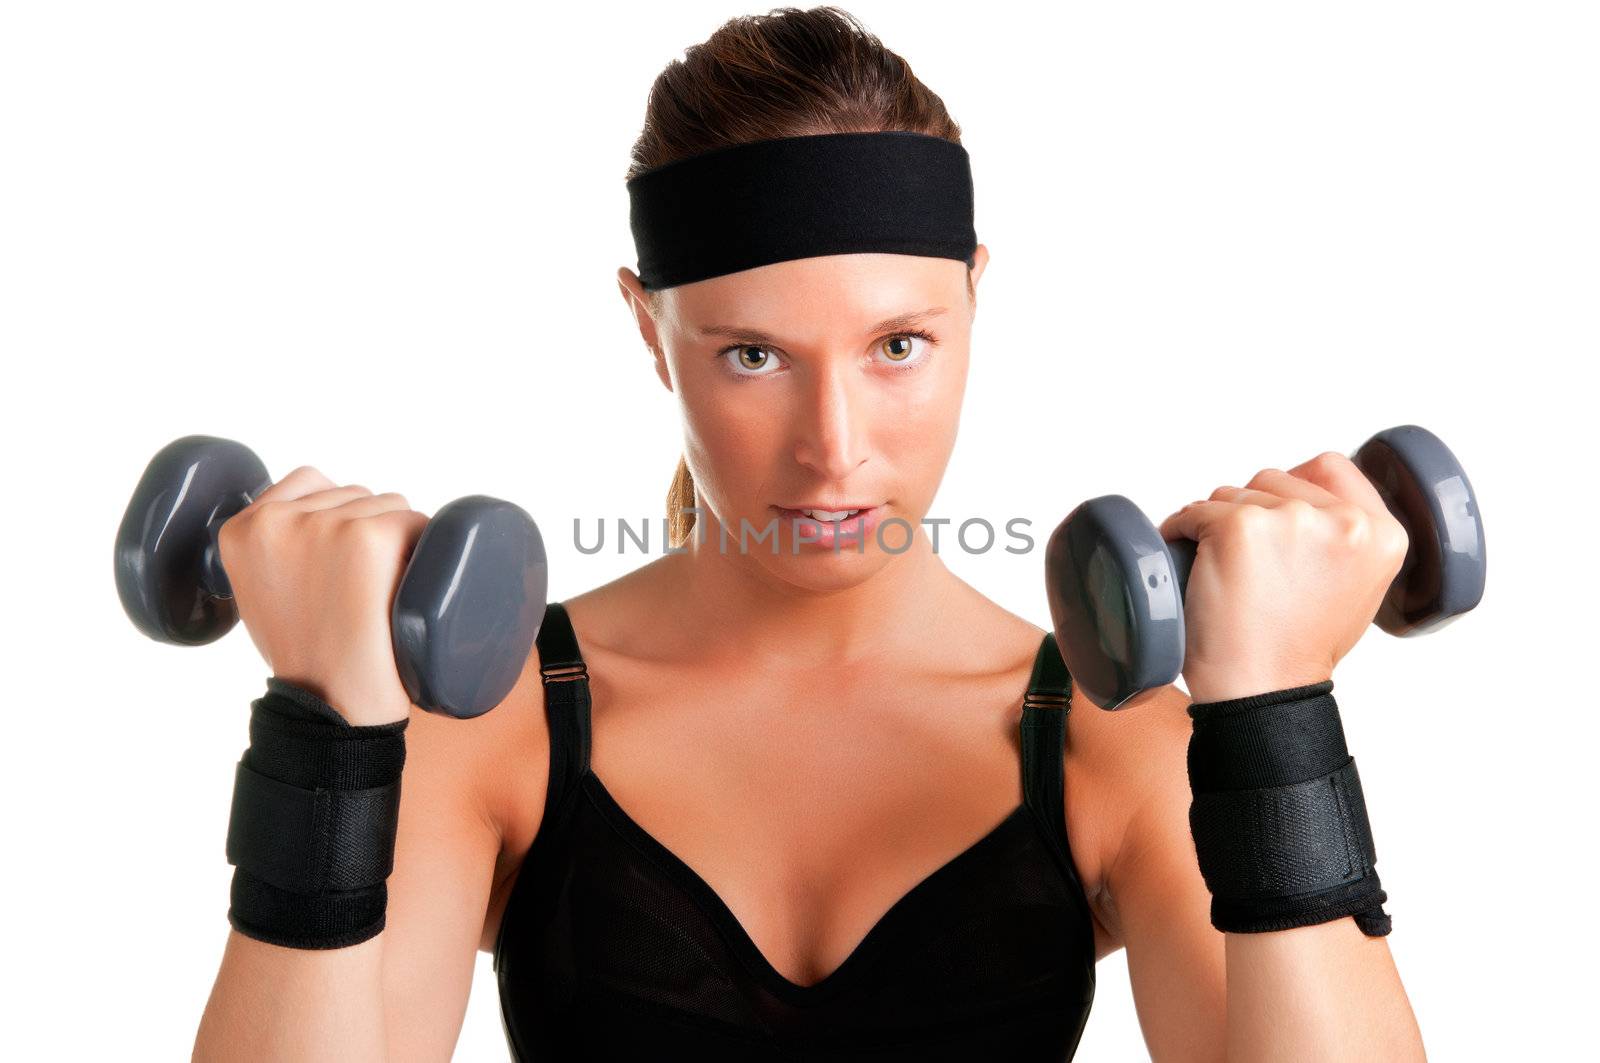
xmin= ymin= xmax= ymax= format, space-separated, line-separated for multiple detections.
xmin=1020 ymin=631 xmax=1079 ymax=884
xmin=1024 ymin=628 xmax=1071 ymax=710
xmin=534 ymin=601 xmax=592 ymax=827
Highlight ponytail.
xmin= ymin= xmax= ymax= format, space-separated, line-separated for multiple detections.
xmin=667 ymin=455 xmax=696 ymax=548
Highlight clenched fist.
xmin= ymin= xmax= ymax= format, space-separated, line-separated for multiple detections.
xmin=1157 ymin=451 xmax=1410 ymax=704
xmin=215 ymin=465 xmax=432 ymax=725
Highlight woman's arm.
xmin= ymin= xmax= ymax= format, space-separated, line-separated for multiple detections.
xmin=1067 ymin=683 xmax=1424 ymax=1062
xmin=192 ymin=673 xmax=537 ymax=1062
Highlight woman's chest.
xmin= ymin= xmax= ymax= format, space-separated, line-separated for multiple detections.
xmin=485 ymin=655 xmax=1040 ymax=981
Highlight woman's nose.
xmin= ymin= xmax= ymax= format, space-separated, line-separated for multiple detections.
xmin=792 ymin=366 xmax=869 ymax=481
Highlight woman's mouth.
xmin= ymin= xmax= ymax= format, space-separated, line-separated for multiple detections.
xmin=771 ymin=503 xmax=884 ymax=548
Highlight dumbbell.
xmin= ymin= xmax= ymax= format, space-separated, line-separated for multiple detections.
xmin=1045 ymin=424 xmax=1486 ymax=711
xmin=113 ymin=434 xmax=548 ymax=719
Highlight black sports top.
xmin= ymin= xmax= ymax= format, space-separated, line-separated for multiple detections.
xmin=494 ymin=601 xmax=1097 ymax=1060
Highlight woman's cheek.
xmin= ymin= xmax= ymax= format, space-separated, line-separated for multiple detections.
xmin=682 ymin=405 xmax=773 ymax=512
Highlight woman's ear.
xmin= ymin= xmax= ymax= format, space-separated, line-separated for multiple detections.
xmin=617 ymin=267 xmax=673 ymax=392
xmin=966 ymin=244 xmax=989 ymax=321
xmin=970 ymin=243 xmax=990 ymax=290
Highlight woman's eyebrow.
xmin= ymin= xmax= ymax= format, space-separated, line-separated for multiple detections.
xmin=697 ymin=306 xmax=949 ymax=343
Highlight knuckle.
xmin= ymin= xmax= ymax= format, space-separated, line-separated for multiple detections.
xmin=1311 ymin=450 xmax=1351 ymax=474
xmin=340 ymin=516 xmax=396 ymax=556
xmin=1380 ymin=519 xmax=1410 ymax=562
xmin=1332 ymin=505 xmax=1370 ymax=548
xmin=1245 ymin=467 xmax=1282 ymax=490
xmin=381 ymin=509 xmax=430 ymax=548
xmin=1281 ymin=497 xmax=1316 ymax=523
xmin=1225 ymin=505 xmax=1267 ymax=534
xmin=1208 ymin=484 xmax=1236 ymax=502
xmin=326 ymin=505 xmax=365 ymax=532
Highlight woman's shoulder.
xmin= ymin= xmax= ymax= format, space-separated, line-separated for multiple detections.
xmin=474 ymin=570 xmax=659 ymax=819
xmin=916 ymin=571 xmax=1053 ymax=677
xmin=474 ymin=559 xmax=675 ymax=790
xmin=560 ymin=556 xmax=683 ymax=659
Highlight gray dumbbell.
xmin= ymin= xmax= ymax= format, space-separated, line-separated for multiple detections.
xmin=114 ymin=434 xmax=547 ymax=719
xmin=1045 ymin=424 xmax=1486 ymax=710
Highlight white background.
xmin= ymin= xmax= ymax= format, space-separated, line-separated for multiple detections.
xmin=4 ymin=1 xmax=1595 ymax=1059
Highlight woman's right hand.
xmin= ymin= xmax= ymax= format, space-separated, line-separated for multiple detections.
xmin=215 ymin=465 xmax=432 ymax=726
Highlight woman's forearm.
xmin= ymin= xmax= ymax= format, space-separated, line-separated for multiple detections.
xmin=193 ymin=930 xmax=389 ymax=1062
xmin=1176 ymin=670 xmax=1425 ymax=1059
xmin=1223 ymin=919 xmax=1424 ymax=1061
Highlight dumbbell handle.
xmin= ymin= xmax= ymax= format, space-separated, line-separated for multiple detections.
xmin=199 ymin=477 xmax=274 ymax=600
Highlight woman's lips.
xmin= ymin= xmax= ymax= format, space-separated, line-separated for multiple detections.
xmin=770 ymin=504 xmax=884 ymax=548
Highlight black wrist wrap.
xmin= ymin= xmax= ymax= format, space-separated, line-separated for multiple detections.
xmin=225 ymin=677 xmax=408 ymax=949
xmin=1186 ymin=680 xmax=1392 ymax=937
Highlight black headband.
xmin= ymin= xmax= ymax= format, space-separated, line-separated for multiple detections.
xmin=626 ymin=130 xmax=977 ymax=291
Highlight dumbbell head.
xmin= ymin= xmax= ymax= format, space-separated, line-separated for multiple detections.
xmin=1044 ymin=494 xmax=1184 ymax=712
xmin=393 ymin=496 xmax=548 ymax=719
xmin=114 ymin=435 xmax=272 ymax=645
xmin=1046 ymin=424 xmax=1486 ymax=711
xmin=1351 ymin=424 xmax=1486 ymax=636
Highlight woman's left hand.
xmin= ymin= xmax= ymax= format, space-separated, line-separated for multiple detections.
xmin=1155 ymin=450 xmax=1411 ymax=704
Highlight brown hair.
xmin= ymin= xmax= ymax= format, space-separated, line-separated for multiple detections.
xmin=628 ymin=5 xmax=972 ymax=549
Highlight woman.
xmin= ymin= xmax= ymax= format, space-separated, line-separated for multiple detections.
xmin=195 ymin=7 xmax=1427 ymax=1060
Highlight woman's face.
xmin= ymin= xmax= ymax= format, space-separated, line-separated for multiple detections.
xmin=619 ymin=247 xmax=989 ymax=590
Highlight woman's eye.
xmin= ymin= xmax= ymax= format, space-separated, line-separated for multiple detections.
xmin=722 ymin=344 xmax=781 ymax=376
xmin=876 ymin=331 xmax=933 ymax=370
xmin=719 ymin=331 xmax=935 ymax=378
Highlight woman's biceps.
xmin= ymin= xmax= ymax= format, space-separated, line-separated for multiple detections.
xmin=1112 ymin=787 xmax=1229 ymax=1062
xmin=380 ymin=715 xmax=504 ymax=1059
